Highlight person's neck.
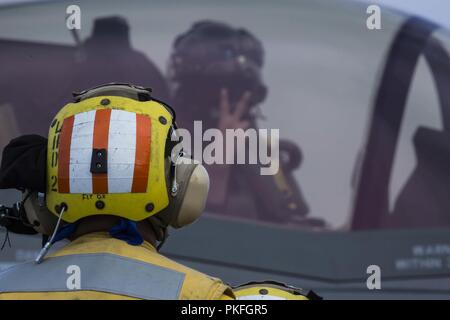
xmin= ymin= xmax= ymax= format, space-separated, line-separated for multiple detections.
xmin=69 ymin=215 xmax=158 ymax=247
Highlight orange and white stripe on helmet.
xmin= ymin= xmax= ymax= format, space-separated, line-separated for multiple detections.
xmin=58 ymin=109 xmax=152 ymax=194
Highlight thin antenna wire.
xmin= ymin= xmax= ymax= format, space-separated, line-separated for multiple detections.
xmin=35 ymin=206 xmax=66 ymax=264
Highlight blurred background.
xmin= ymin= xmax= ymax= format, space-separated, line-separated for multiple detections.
xmin=1 ymin=0 xmax=450 ymax=299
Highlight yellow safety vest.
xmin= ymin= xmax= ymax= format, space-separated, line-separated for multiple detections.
xmin=0 ymin=232 xmax=235 ymax=300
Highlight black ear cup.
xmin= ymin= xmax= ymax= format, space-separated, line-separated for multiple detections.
xmin=0 ymin=135 xmax=47 ymax=193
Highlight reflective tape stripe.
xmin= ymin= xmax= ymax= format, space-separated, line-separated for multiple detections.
xmin=107 ymin=110 xmax=137 ymax=193
xmin=0 ymin=253 xmax=185 ymax=300
xmin=58 ymin=115 xmax=74 ymax=193
xmin=57 ymin=110 xmax=152 ymax=194
xmin=70 ymin=110 xmax=96 ymax=193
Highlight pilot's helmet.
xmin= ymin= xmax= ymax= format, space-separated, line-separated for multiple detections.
xmin=168 ymin=20 xmax=267 ymax=112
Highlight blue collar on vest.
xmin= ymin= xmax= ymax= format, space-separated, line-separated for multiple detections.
xmin=109 ymin=218 xmax=143 ymax=245
xmin=52 ymin=218 xmax=144 ymax=246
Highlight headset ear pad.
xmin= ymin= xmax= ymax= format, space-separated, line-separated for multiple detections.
xmin=168 ymin=158 xmax=210 ymax=229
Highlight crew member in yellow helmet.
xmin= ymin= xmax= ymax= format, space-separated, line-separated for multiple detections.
xmin=234 ymin=281 xmax=321 ymax=300
xmin=0 ymin=83 xmax=234 ymax=300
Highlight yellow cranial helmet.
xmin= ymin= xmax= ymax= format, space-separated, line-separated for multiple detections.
xmin=233 ymin=281 xmax=318 ymax=300
xmin=46 ymin=84 xmax=175 ymax=223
